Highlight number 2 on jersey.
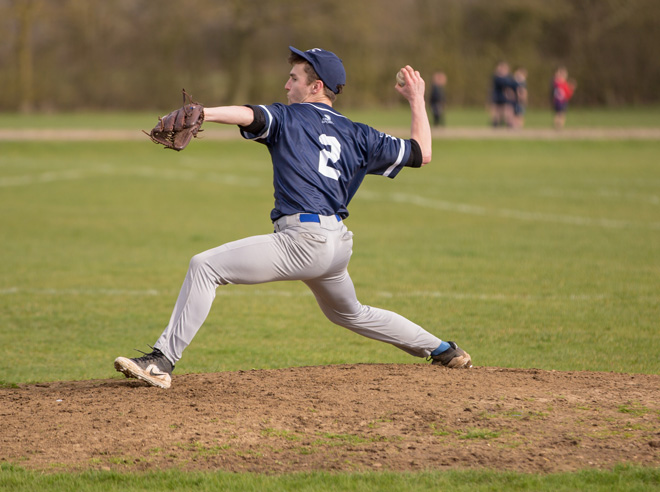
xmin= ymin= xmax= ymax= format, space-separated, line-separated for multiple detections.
xmin=318 ymin=134 xmax=341 ymax=181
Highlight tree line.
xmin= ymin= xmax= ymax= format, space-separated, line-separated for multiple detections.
xmin=1 ymin=0 xmax=658 ymax=112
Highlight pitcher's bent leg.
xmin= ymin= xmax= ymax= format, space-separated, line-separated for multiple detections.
xmin=304 ymin=271 xmax=442 ymax=358
xmin=154 ymin=233 xmax=297 ymax=363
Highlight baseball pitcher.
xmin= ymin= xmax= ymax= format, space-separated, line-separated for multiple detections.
xmin=115 ymin=47 xmax=472 ymax=389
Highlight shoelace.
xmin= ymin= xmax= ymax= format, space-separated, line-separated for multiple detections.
xmin=133 ymin=345 xmax=163 ymax=362
xmin=132 ymin=346 xmax=174 ymax=372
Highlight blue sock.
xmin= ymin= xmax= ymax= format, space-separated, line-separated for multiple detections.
xmin=431 ymin=341 xmax=451 ymax=356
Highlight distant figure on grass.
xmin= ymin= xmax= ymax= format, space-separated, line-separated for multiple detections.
xmin=429 ymin=71 xmax=447 ymax=127
xmin=489 ymin=61 xmax=515 ymax=127
xmin=552 ymin=66 xmax=577 ymax=130
xmin=512 ymin=67 xmax=528 ymax=129
xmin=114 ymin=46 xmax=472 ymax=389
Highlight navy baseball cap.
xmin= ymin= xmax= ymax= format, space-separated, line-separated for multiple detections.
xmin=289 ymin=46 xmax=346 ymax=94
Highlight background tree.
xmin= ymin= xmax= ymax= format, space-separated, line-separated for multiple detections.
xmin=0 ymin=0 xmax=658 ymax=111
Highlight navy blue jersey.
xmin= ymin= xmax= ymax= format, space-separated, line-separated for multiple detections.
xmin=240 ymin=102 xmax=411 ymax=221
xmin=492 ymin=74 xmax=516 ymax=105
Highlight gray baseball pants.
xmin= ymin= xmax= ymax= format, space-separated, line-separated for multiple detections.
xmin=154 ymin=213 xmax=443 ymax=364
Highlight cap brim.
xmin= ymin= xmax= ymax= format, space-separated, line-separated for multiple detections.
xmin=289 ymin=46 xmax=309 ymax=62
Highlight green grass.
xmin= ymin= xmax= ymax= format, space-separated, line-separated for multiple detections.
xmin=1 ymin=106 xmax=659 ymax=130
xmin=0 ymin=112 xmax=158 ymax=130
xmin=344 ymin=105 xmax=660 ymax=129
xmin=0 ymin=125 xmax=659 ymax=488
xmin=1 ymin=138 xmax=658 ymax=383
xmin=1 ymin=463 xmax=658 ymax=491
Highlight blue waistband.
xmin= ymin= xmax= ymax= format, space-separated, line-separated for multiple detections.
xmin=299 ymin=214 xmax=341 ymax=223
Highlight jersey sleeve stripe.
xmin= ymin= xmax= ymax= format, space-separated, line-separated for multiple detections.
xmin=241 ymin=105 xmax=273 ymax=141
xmin=382 ymin=138 xmax=406 ymax=177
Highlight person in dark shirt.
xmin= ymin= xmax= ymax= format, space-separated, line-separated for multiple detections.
xmin=429 ymin=71 xmax=447 ymax=127
xmin=490 ymin=61 xmax=515 ymax=127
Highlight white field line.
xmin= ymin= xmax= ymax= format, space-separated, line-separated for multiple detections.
xmin=360 ymin=191 xmax=660 ymax=230
xmin=0 ymin=168 xmax=103 ymax=187
xmin=0 ymin=287 xmax=161 ymax=296
xmin=1 ymin=286 xmax=651 ymax=303
xmin=3 ymin=167 xmax=658 ymax=230
xmin=0 ymin=165 xmax=263 ymax=188
xmin=540 ymin=188 xmax=660 ymax=206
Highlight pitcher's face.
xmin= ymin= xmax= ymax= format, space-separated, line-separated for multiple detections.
xmin=285 ymin=63 xmax=315 ymax=104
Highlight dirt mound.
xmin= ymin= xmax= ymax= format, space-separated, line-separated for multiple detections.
xmin=1 ymin=365 xmax=659 ymax=474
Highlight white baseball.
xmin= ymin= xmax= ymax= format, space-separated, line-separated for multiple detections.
xmin=396 ymin=70 xmax=406 ymax=87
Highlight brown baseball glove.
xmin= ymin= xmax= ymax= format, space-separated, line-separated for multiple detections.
xmin=145 ymin=89 xmax=204 ymax=151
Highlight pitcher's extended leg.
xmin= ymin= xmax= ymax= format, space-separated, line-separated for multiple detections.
xmin=304 ymin=270 xmax=442 ymax=358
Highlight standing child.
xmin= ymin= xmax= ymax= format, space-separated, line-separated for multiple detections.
xmin=552 ymin=66 xmax=577 ymax=130
xmin=512 ymin=68 xmax=528 ymax=129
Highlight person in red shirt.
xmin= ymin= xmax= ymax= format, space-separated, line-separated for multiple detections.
xmin=553 ymin=66 xmax=577 ymax=130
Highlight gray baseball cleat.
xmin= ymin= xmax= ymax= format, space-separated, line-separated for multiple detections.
xmin=429 ymin=341 xmax=472 ymax=368
xmin=114 ymin=348 xmax=174 ymax=389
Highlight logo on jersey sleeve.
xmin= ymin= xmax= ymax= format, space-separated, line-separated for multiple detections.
xmin=322 ymin=114 xmax=334 ymax=125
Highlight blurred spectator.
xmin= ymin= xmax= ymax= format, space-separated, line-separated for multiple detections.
xmin=552 ymin=66 xmax=577 ymax=130
xmin=429 ymin=71 xmax=447 ymax=127
xmin=512 ymin=67 xmax=528 ymax=128
xmin=490 ymin=61 xmax=515 ymax=127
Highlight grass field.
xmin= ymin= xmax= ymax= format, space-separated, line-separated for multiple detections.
xmin=1 ymin=463 xmax=658 ymax=492
xmin=1 ymin=115 xmax=659 ymax=489
xmin=2 ymin=105 xmax=660 ymax=131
